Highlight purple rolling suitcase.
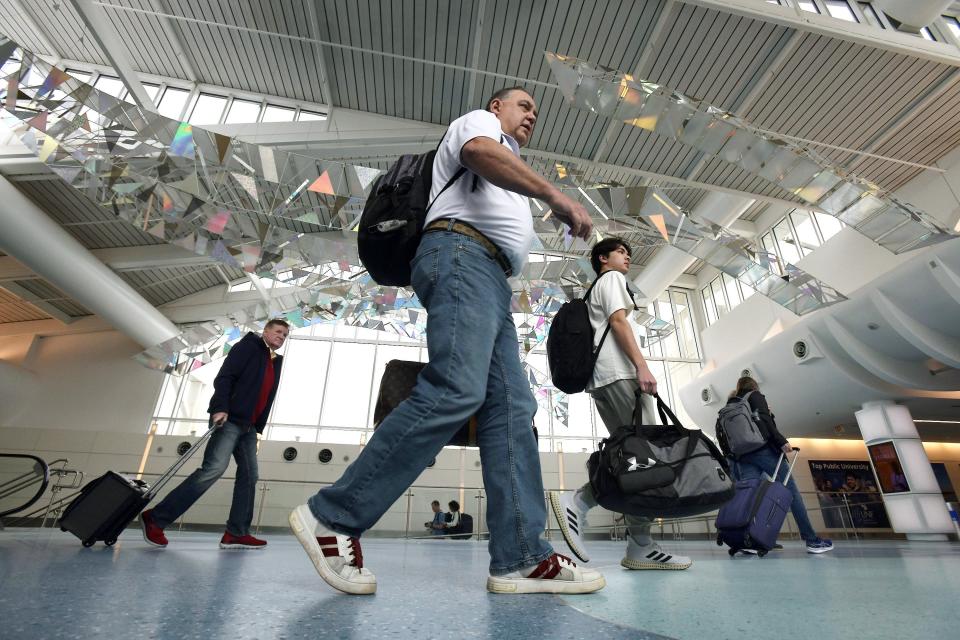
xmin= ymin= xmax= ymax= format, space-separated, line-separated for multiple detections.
xmin=715 ymin=448 xmax=799 ymax=557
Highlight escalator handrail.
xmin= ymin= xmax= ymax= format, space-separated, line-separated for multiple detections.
xmin=0 ymin=454 xmax=50 ymax=518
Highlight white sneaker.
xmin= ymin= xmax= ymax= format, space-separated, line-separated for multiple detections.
xmin=621 ymin=540 xmax=692 ymax=570
xmin=549 ymin=491 xmax=589 ymax=562
xmin=487 ymin=553 xmax=605 ymax=594
xmin=288 ymin=504 xmax=377 ymax=595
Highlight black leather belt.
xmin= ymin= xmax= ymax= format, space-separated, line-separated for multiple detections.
xmin=423 ymin=218 xmax=513 ymax=277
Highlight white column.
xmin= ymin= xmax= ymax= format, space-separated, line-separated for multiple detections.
xmin=855 ymin=401 xmax=952 ymax=540
xmin=0 ymin=175 xmax=179 ymax=348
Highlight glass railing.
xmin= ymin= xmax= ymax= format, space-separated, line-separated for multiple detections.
xmin=5 ymin=456 xmax=916 ymax=544
xmin=72 ymin=470 xmax=903 ymax=543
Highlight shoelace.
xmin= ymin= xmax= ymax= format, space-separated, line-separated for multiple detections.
xmin=348 ymin=537 xmax=364 ymax=568
xmin=528 ymin=553 xmax=576 ymax=579
xmin=554 ymin=552 xmax=575 ymax=567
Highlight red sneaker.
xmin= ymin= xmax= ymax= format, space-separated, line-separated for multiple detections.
xmin=219 ymin=532 xmax=267 ymax=549
xmin=140 ymin=510 xmax=168 ymax=547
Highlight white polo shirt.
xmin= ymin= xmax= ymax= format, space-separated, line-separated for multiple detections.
xmin=426 ymin=109 xmax=535 ymax=275
xmin=586 ymin=270 xmax=642 ymax=391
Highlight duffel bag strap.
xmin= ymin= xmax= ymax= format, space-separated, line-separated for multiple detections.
xmin=631 ymin=390 xmax=700 ymax=471
xmin=632 ymin=389 xmax=670 ymax=427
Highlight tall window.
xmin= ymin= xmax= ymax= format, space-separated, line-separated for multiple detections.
xmin=945 ymin=16 xmax=960 ymax=40
xmin=824 ymin=1 xmax=858 ymax=22
xmin=859 ymin=3 xmax=884 ymax=28
xmin=151 ymin=288 xmax=702 ymax=452
xmin=157 ymin=87 xmax=190 ymax=120
xmin=703 ymin=209 xmax=847 ymax=326
xmin=190 ymin=93 xmax=227 ymax=125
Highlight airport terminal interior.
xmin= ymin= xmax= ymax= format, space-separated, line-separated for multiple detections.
xmin=2 ymin=1 xmax=960 ymax=638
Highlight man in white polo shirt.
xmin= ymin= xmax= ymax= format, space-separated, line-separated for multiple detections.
xmin=290 ymin=87 xmax=604 ymax=595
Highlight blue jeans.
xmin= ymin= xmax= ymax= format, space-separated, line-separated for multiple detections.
xmin=151 ymin=421 xmax=259 ymax=536
xmin=732 ymin=447 xmax=818 ymax=542
xmin=308 ymin=231 xmax=553 ymax=575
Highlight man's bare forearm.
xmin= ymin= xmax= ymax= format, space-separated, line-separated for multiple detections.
xmin=609 ymin=313 xmax=647 ymax=370
xmin=460 ymin=137 xmax=560 ymax=203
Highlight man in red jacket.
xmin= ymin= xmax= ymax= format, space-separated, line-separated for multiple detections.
xmin=140 ymin=319 xmax=289 ymax=549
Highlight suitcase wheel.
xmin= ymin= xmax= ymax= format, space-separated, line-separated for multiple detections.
xmin=82 ymin=539 xmax=95 ymax=548
xmin=105 ymin=539 xmax=117 ymax=547
xmin=728 ymin=548 xmax=737 ymax=557
xmin=60 ymin=527 xmax=67 ymax=532
xmin=716 ymin=536 xmax=722 ymax=546
xmin=758 ymin=550 xmax=767 ymax=558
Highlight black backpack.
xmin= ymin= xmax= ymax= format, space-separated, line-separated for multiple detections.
xmin=357 ymin=143 xmax=466 ymax=287
xmin=453 ymin=513 xmax=473 ymax=540
xmin=547 ymin=270 xmax=616 ymax=394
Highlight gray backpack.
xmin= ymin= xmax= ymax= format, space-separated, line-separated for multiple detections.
xmin=716 ymin=392 xmax=768 ymax=457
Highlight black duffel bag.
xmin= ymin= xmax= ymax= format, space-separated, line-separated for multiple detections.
xmin=588 ymin=391 xmax=734 ymax=518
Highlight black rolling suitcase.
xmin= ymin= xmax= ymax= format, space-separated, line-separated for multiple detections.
xmin=59 ymin=427 xmax=216 ymax=547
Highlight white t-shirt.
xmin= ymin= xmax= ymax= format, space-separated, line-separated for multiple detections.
xmin=586 ymin=270 xmax=643 ymax=391
xmin=426 ymin=109 xmax=535 ymax=275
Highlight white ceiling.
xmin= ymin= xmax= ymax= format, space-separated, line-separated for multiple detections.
xmin=1 ymin=0 xmax=959 ymax=323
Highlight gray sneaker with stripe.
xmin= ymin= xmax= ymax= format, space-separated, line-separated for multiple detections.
xmin=621 ymin=539 xmax=692 ymax=570
xmin=549 ymin=491 xmax=590 ymax=563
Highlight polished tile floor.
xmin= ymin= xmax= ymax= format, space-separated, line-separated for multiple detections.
xmin=1 ymin=528 xmax=957 ymax=639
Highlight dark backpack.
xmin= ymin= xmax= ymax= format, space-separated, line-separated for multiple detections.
xmin=546 ymin=271 xmax=616 ymax=394
xmin=715 ymin=391 xmax=768 ymax=458
xmin=453 ymin=513 xmax=473 ymax=540
xmin=357 ymin=143 xmax=466 ymax=287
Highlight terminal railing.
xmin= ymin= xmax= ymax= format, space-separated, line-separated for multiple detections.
xmin=3 ymin=457 xmax=914 ymax=544
xmin=91 ymin=470 xmax=903 ymax=543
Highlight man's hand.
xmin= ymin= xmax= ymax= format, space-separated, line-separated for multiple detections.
xmin=781 ymin=442 xmax=793 ymax=455
xmin=636 ymin=364 xmax=658 ymax=395
xmin=212 ymin=412 xmax=228 ymax=427
xmin=546 ymin=191 xmax=593 ymax=240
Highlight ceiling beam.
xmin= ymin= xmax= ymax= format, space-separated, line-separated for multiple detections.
xmin=523 ymin=148 xmax=811 ymax=211
xmin=464 ymin=0 xmax=489 ymax=110
xmin=681 ymin=0 xmax=960 ymax=67
xmin=0 ymin=282 xmax=75 ymax=324
xmin=590 ymin=0 xmax=676 ymax=166
xmin=685 ymin=28 xmax=803 ymax=181
xmin=0 ymin=245 xmax=216 ymax=283
xmin=843 ymin=68 xmax=960 ymax=169
xmin=69 ymin=0 xmax=156 ymax=111
xmin=150 ymin=0 xmax=199 ymax=82
xmin=10 ymin=0 xmax=63 ymax=63
xmin=304 ymin=0 xmax=335 ymax=120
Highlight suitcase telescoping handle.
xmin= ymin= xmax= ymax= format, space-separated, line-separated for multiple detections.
xmin=771 ymin=447 xmax=801 ymax=486
xmin=144 ymin=426 xmax=219 ymax=500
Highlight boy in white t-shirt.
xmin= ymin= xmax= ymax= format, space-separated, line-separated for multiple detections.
xmin=549 ymin=237 xmax=692 ymax=571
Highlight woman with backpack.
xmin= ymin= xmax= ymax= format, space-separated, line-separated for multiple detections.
xmin=718 ymin=376 xmax=834 ymax=554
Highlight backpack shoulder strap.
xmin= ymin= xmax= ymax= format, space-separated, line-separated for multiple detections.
xmin=583 ymin=270 xmax=618 ymax=361
xmin=583 ymin=269 xmax=615 ymax=301
xmin=425 ymin=131 xmax=466 ymax=214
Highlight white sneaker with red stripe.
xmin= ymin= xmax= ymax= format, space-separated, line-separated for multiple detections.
xmin=621 ymin=540 xmax=692 ymax=570
xmin=486 ymin=553 xmax=605 ymax=594
xmin=288 ymin=504 xmax=376 ymax=595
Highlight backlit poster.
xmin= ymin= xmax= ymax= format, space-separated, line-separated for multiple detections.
xmin=867 ymin=441 xmax=910 ymax=494
xmin=808 ymin=460 xmax=890 ymax=528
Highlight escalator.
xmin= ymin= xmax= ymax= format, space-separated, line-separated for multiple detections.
xmin=0 ymin=454 xmax=50 ymax=524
